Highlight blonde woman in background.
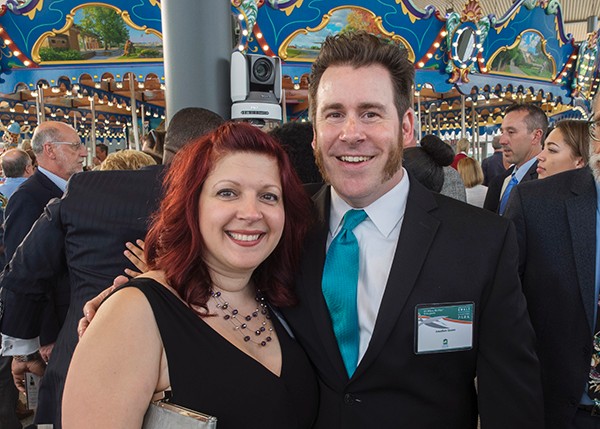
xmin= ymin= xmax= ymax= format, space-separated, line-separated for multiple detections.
xmin=98 ymin=149 xmax=157 ymax=171
xmin=451 ymin=137 xmax=470 ymax=169
xmin=457 ymin=157 xmax=487 ymax=208
xmin=536 ymin=119 xmax=589 ymax=179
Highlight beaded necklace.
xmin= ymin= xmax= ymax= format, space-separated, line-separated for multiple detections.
xmin=211 ymin=289 xmax=274 ymax=347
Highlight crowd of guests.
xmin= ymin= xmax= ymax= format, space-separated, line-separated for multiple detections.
xmin=0 ymin=30 xmax=599 ymax=429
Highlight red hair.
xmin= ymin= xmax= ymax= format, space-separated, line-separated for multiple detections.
xmin=145 ymin=122 xmax=314 ymax=312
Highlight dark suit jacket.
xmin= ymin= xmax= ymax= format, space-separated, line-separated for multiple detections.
xmin=3 ymin=169 xmax=68 ymax=344
xmin=483 ymin=161 xmax=538 ymax=213
xmin=283 ymin=177 xmax=543 ymax=428
xmin=0 ymin=166 xmax=163 ymax=427
xmin=481 ymin=151 xmax=506 ymax=187
xmin=504 ymin=167 xmax=597 ymax=428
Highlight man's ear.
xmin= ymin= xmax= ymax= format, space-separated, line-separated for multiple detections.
xmin=401 ymin=108 xmax=415 ymax=147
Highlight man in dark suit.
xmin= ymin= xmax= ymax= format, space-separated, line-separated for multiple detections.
xmin=0 ymin=108 xmax=224 ymax=428
xmin=481 ymin=135 xmax=507 ymax=186
xmin=483 ymin=103 xmax=547 ymax=214
xmin=281 ymin=32 xmax=542 ymax=428
xmin=504 ymin=96 xmax=600 ymax=428
xmin=1 ymin=121 xmax=86 ymax=426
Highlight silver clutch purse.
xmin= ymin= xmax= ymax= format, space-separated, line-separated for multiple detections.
xmin=142 ymin=391 xmax=217 ymax=429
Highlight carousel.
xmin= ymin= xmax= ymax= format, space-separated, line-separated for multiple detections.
xmin=0 ymin=0 xmax=598 ymax=158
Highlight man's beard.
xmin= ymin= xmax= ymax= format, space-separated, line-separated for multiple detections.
xmin=589 ymin=149 xmax=600 ymax=183
xmin=312 ymin=137 xmax=403 ymax=185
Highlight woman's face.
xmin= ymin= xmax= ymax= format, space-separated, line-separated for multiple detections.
xmin=199 ymin=152 xmax=285 ymax=278
xmin=536 ymin=128 xmax=584 ymax=179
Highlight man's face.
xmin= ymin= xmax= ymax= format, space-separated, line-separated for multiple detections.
xmin=95 ymin=146 xmax=107 ymax=162
xmin=588 ymin=97 xmax=600 ymax=181
xmin=499 ymin=110 xmax=541 ymax=167
xmin=53 ymin=129 xmax=87 ymax=180
xmin=312 ymin=64 xmax=413 ymax=208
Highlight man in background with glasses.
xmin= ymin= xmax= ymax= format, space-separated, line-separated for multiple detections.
xmin=504 ymin=96 xmax=600 ymax=428
xmin=0 ymin=121 xmax=85 ymax=428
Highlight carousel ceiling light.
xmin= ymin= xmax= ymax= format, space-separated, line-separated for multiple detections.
xmin=31 ymin=91 xmax=38 ymax=97
xmin=262 ymin=44 xmax=269 ymax=51
xmin=434 ymin=42 xmax=440 ymax=48
xmin=293 ymin=83 xmax=300 ymax=90
xmin=417 ymin=61 xmax=425 ymax=68
xmin=14 ymin=50 xmax=20 ymax=56
xmin=426 ymin=53 xmax=433 ymax=59
xmin=441 ymin=31 xmax=447 ymax=37
xmin=9 ymin=108 xmax=15 ymax=112
xmin=4 ymin=39 xmax=11 ymax=45
xmin=23 ymin=109 xmax=29 ymax=114
xmin=51 ymin=87 xmax=60 ymax=93
xmin=24 ymin=121 xmax=28 ymax=125
xmin=256 ymin=33 xmax=263 ymax=39
xmin=238 ymin=45 xmax=244 ymax=51
xmin=23 ymin=60 xmax=31 ymax=66
xmin=153 ymin=113 xmax=159 ymax=118
xmin=238 ymin=13 xmax=244 ymax=20
xmin=94 ymin=83 xmax=101 ymax=89
xmin=242 ymin=29 xmax=248 ymax=36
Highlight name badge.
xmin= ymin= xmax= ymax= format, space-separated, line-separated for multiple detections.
xmin=415 ymin=302 xmax=474 ymax=354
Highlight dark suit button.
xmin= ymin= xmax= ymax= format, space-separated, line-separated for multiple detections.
xmin=344 ymin=393 xmax=354 ymax=405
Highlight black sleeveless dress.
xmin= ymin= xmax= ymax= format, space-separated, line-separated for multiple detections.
xmin=121 ymin=278 xmax=318 ymax=429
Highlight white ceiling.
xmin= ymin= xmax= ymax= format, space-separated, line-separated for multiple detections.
xmin=410 ymin=0 xmax=600 ymax=42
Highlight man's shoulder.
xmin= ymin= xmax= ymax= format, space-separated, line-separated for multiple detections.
xmin=68 ymin=165 xmax=163 ymax=188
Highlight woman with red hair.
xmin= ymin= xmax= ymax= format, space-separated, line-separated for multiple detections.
xmin=62 ymin=122 xmax=318 ymax=429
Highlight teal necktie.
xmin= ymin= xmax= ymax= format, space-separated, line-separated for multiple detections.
xmin=322 ymin=209 xmax=367 ymax=377
xmin=498 ymin=174 xmax=518 ymax=216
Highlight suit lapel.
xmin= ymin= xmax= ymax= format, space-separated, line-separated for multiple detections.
xmin=566 ymin=170 xmax=597 ymax=331
xmin=354 ymin=178 xmax=440 ymax=378
xmin=304 ymin=186 xmax=351 ymax=380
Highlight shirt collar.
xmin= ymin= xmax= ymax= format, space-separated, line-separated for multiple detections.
xmin=37 ymin=166 xmax=68 ymax=192
xmin=329 ymin=168 xmax=409 ymax=238
xmin=513 ymin=156 xmax=537 ymax=182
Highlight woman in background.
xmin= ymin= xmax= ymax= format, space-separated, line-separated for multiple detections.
xmin=457 ymin=157 xmax=487 ymax=208
xmin=536 ymin=119 xmax=589 ymax=178
xmin=404 ymin=134 xmax=454 ymax=193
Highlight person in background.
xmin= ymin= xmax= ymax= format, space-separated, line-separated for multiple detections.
xmin=98 ymin=149 xmax=157 ymax=171
xmin=457 ymin=157 xmax=487 ymax=208
xmin=62 ymin=122 xmax=318 ymax=429
xmin=483 ymin=103 xmax=547 ymax=214
xmin=481 ymin=136 xmax=508 ymax=186
xmin=405 ymin=133 xmax=466 ymax=202
xmin=403 ymin=134 xmax=454 ymax=193
xmin=503 ymin=95 xmax=600 ymax=427
xmin=0 ymin=148 xmax=34 ymax=429
xmin=269 ymin=121 xmax=323 ymax=185
xmin=93 ymin=143 xmax=108 ymax=166
xmin=450 ymin=137 xmax=469 ymax=169
xmin=141 ymin=129 xmax=165 ymax=165
xmin=0 ymin=149 xmax=34 ymax=199
xmin=536 ymin=119 xmax=589 ymax=179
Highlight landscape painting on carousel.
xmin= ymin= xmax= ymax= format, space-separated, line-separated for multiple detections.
xmin=488 ymin=30 xmax=556 ymax=80
xmin=32 ymin=4 xmax=162 ymax=64
xmin=279 ymin=6 xmax=413 ymax=62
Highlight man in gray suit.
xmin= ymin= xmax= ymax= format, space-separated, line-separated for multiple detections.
xmin=504 ymin=94 xmax=600 ymax=428
xmin=0 ymin=108 xmax=223 ymax=428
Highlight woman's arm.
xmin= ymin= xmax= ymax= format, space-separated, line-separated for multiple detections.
xmin=62 ymin=286 xmax=168 ymax=428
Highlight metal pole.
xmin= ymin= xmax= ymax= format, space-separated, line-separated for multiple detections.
xmin=461 ymin=95 xmax=466 ymax=140
xmin=129 ymin=73 xmax=141 ymax=151
xmin=416 ymin=94 xmax=422 ymax=141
